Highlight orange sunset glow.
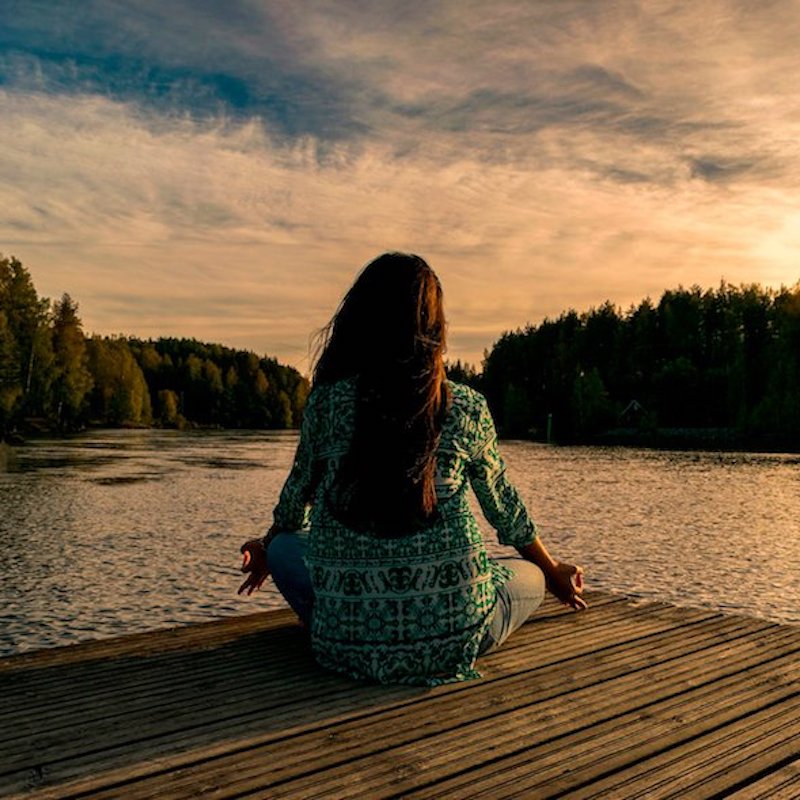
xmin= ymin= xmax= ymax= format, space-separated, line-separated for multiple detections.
xmin=2 ymin=1 xmax=799 ymax=369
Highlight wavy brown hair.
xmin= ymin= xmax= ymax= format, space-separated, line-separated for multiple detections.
xmin=313 ymin=252 xmax=450 ymax=537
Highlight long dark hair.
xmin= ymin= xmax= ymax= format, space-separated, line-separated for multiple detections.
xmin=313 ymin=252 xmax=450 ymax=537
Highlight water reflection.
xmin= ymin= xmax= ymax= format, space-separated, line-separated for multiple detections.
xmin=500 ymin=442 xmax=799 ymax=628
xmin=1 ymin=431 xmax=798 ymax=656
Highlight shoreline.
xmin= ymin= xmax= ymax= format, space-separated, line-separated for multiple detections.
xmin=517 ymin=426 xmax=800 ymax=454
xmin=6 ymin=424 xmax=800 ymax=455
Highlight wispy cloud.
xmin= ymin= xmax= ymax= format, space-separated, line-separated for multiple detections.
xmin=1 ymin=0 xmax=799 ymax=368
xmin=0 ymin=0 xmax=365 ymax=139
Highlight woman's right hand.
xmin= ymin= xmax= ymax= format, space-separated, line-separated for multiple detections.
xmin=517 ymin=538 xmax=587 ymax=611
xmin=545 ymin=562 xmax=587 ymax=610
xmin=238 ymin=539 xmax=271 ymax=595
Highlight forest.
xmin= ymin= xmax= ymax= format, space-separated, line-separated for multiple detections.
xmin=459 ymin=281 xmax=800 ymax=449
xmin=3 ymin=253 xmax=799 ymax=449
xmin=0 ymin=255 xmax=309 ymax=436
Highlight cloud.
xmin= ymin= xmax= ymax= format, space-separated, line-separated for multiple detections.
xmin=4 ymin=0 xmax=798 ymax=186
xmin=1 ymin=0 xmax=800 ymax=369
xmin=0 ymin=1 xmax=366 ymax=139
xmin=688 ymin=157 xmax=755 ymax=183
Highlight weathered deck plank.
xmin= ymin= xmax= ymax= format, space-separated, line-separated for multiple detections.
xmin=1 ymin=591 xmax=798 ymax=799
xmin=726 ymin=758 xmax=800 ymax=799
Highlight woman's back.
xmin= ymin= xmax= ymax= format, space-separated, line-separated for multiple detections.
xmin=273 ymin=378 xmax=537 ymax=684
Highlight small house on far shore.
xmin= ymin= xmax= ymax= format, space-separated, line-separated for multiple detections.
xmin=619 ymin=399 xmax=646 ymax=427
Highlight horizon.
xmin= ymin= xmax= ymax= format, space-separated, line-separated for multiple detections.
xmin=16 ymin=255 xmax=798 ymax=378
xmin=3 ymin=1 xmax=800 ymax=370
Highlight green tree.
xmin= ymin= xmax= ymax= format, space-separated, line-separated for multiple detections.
xmin=0 ymin=311 xmax=22 ymax=434
xmin=446 ymin=359 xmax=481 ymax=389
xmin=157 ymin=389 xmax=181 ymax=427
xmin=0 ymin=255 xmax=54 ymax=420
xmin=51 ymin=294 xmax=93 ymax=430
xmin=502 ymin=383 xmax=532 ymax=437
xmin=571 ymin=368 xmax=613 ymax=437
xmin=87 ymin=337 xmax=152 ymax=425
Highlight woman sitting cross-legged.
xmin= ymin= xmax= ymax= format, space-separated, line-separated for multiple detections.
xmin=239 ymin=252 xmax=586 ymax=685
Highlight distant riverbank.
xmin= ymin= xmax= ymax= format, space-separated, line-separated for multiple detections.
xmin=6 ymin=422 xmax=799 ymax=457
xmin=589 ymin=426 xmax=800 ymax=453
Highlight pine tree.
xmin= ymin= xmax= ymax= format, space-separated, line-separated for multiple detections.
xmin=0 ymin=255 xmax=54 ymax=420
xmin=0 ymin=311 xmax=22 ymax=434
xmin=51 ymin=293 xmax=93 ymax=430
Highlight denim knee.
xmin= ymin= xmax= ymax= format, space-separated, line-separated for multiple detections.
xmin=267 ymin=531 xmax=314 ymax=625
xmin=479 ymin=558 xmax=545 ymax=655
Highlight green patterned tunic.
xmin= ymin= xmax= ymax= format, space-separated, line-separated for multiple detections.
xmin=272 ymin=379 xmax=537 ymax=685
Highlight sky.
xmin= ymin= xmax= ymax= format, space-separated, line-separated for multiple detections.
xmin=2 ymin=0 xmax=800 ymax=373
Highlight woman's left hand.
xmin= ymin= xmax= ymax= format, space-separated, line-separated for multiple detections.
xmin=238 ymin=539 xmax=270 ymax=595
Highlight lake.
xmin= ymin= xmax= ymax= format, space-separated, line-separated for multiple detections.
xmin=1 ymin=430 xmax=798 ymax=656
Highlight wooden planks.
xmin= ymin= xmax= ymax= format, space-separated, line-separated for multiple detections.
xmin=1 ymin=591 xmax=798 ymax=799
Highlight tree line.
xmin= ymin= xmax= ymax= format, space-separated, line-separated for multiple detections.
xmin=4 ymin=253 xmax=798 ymax=449
xmin=0 ymin=255 xmax=309 ymax=437
xmin=466 ymin=282 xmax=800 ymax=448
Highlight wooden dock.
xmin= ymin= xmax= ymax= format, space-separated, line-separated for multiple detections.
xmin=2 ymin=591 xmax=799 ymax=799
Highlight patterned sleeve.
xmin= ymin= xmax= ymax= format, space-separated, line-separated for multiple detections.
xmin=270 ymin=388 xmax=319 ymax=533
xmin=467 ymin=394 xmax=537 ymax=548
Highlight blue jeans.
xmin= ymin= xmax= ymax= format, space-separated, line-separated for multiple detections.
xmin=267 ymin=532 xmax=546 ymax=652
xmin=477 ymin=557 xmax=546 ymax=654
xmin=267 ymin=531 xmax=315 ymax=627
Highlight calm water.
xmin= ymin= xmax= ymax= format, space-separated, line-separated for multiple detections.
xmin=1 ymin=430 xmax=798 ymax=655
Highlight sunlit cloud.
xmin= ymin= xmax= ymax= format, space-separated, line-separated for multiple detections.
xmin=1 ymin=0 xmax=799 ymax=370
